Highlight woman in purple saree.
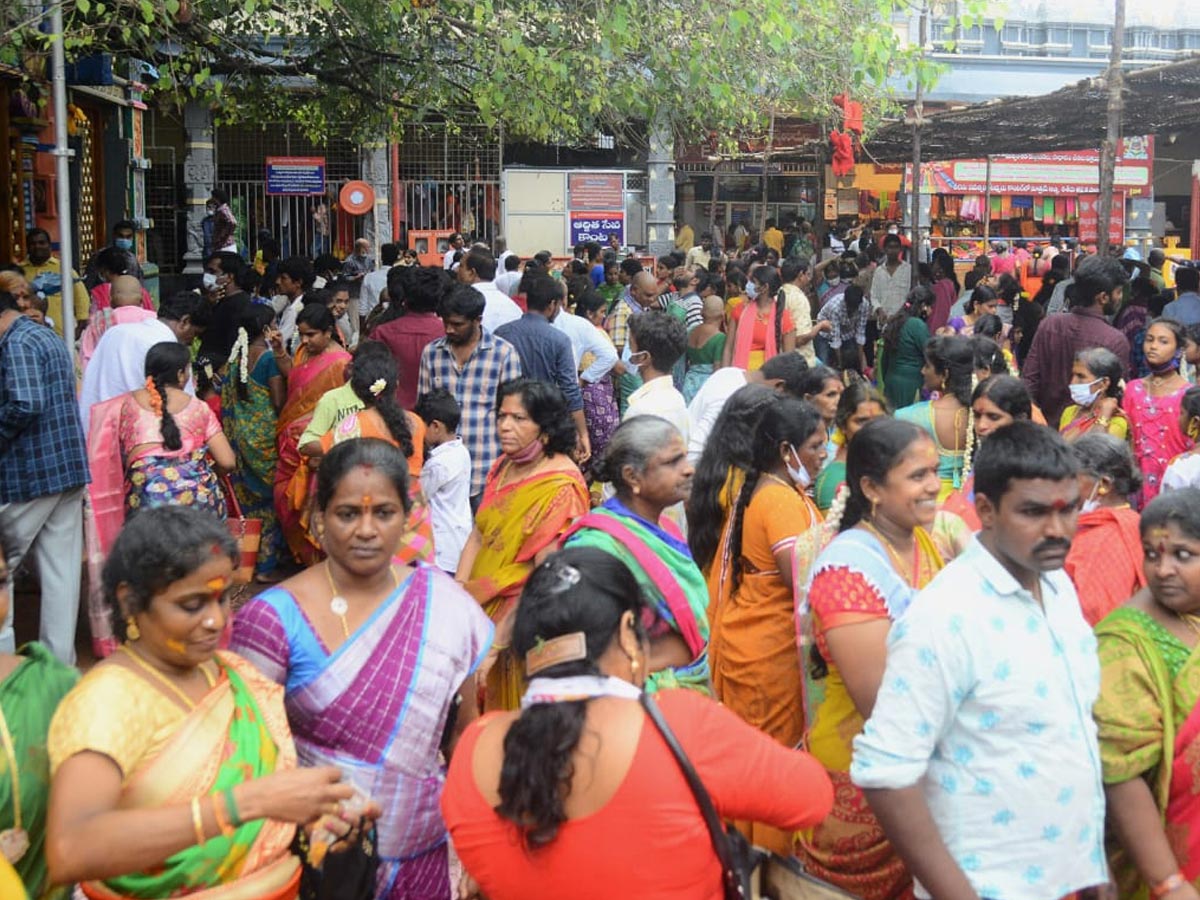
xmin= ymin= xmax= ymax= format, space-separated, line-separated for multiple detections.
xmin=232 ymin=439 xmax=494 ymax=898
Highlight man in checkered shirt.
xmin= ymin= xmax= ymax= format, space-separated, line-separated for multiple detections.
xmin=0 ymin=286 xmax=88 ymax=664
xmin=418 ymin=284 xmax=523 ymax=509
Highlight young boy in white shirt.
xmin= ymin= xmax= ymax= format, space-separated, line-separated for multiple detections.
xmin=415 ymin=389 xmax=474 ymax=575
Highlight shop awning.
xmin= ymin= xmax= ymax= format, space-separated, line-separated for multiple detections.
xmin=863 ymin=54 xmax=1200 ymax=162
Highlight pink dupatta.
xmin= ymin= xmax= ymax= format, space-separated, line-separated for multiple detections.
xmin=731 ymin=302 xmax=777 ymax=369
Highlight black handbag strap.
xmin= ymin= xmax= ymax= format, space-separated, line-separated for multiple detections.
xmin=639 ymin=693 xmax=737 ymax=875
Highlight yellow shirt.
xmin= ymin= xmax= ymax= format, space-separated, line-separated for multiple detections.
xmin=20 ymin=257 xmax=90 ymax=337
xmin=674 ymin=224 xmax=694 ymax=252
xmin=0 ymin=857 xmax=27 ymax=900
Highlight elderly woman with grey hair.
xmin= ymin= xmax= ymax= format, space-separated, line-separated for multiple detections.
xmin=1060 ymin=346 xmax=1129 ymax=441
xmin=1064 ymin=431 xmax=1146 ymax=626
xmin=562 ymin=415 xmax=712 ymax=693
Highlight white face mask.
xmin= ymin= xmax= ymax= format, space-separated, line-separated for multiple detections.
xmin=786 ymin=445 xmax=813 ymax=489
xmin=1068 ymin=378 xmax=1101 ymax=407
xmin=1081 ymin=482 xmax=1102 ymax=514
xmin=745 ymin=281 xmax=758 ymax=300
xmin=628 ymin=350 xmax=650 ymax=369
xmin=201 ymin=272 xmax=218 ymax=291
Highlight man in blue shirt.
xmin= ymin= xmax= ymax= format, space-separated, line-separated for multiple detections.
xmin=853 ymin=422 xmax=1107 ymax=900
xmin=495 ymin=275 xmax=590 ymax=464
xmin=1164 ymin=265 xmax=1200 ymax=327
xmin=0 ymin=286 xmax=89 ymax=663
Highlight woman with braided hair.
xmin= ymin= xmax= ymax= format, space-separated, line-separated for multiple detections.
xmin=87 ymin=341 xmax=235 ymax=530
xmin=707 ymin=395 xmax=827 ymax=853
xmin=117 ymin=342 xmax=236 ymax=517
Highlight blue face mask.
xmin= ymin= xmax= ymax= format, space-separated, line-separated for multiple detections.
xmin=115 ymin=237 xmax=134 ymax=251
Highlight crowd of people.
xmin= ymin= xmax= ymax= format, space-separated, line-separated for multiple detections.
xmin=2 ymin=216 xmax=1200 ymax=900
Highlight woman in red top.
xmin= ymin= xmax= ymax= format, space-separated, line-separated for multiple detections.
xmin=1064 ymin=431 xmax=1147 ymax=626
xmin=441 ymin=547 xmax=833 ymax=900
xmin=723 ymin=265 xmax=796 ymax=371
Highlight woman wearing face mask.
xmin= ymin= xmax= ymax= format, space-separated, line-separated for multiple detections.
xmin=797 ymin=418 xmax=944 ymax=899
xmin=1127 ymin=318 xmax=1193 ymax=506
xmin=814 ymin=377 xmax=889 ymax=514
xmin=721 ymin=265 xmax=795 ymax=371
xmin=1093 ymin=489 xmax=1200 ymax=900
xmin=707 ymin=396 xmax=827 ymax=853
xmin=1064 ymin=432 xmax=1146 ymax=627
xmin=1060 ymin=347 xmax=1128 ymax=441
xmin=1162 ymin=387 xmax=1200 ymax=492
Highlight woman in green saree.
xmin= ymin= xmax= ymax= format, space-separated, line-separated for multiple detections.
xmin=45 ymin=507 xmax=360 ymax=899
xmin=1096 ymin=488 xmax=1200 ymax=900
xmin=222 ymin=305 xmax=286 ymax=581
xmin=877 ymin=285 xmax=933 ymax=412
xmin=0 ymin=546 xmax=78 ymax=900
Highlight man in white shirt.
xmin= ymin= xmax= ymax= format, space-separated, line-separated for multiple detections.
xmin=552 ymin=283 xmax=618 ymax=383
xmin=79 ymin=292 xmax=208 ymax=431
xmin=870 ymin=233 xmax=912 ymax=318
xmin=494 ymin=254 xmax=523 ymax=298
xmin=624 ymin=309 xmax=688 ymax=438
xmin=494 ymin=236 xmax=515 ymax=274
xmin=414 ymin=389 xmax=474 ymax=573
xmin=853 ymin=422 xmax=1106 ymax=900
xmin=359 ymin=242 xmax=398 ymax=327
xmin=442 ymin=232 xmax=465 ymax=270
xmin=271 ymin=256 xmax=314 ymax=353
xmin=458 ymin=248 xmax=521 ymax=334
xmin=685 ymin=353 xmax=810 ymax=463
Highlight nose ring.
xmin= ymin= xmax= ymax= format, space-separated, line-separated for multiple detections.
xmin=203 ymin=618 xmax=216 ymax=629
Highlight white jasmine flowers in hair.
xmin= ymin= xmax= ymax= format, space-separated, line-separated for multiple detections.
xmin=369 ymin=378 xmax=387 ymax=397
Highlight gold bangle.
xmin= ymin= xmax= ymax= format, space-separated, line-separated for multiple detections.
xmin=1096 ymin=417 xmax=1112 ymax=427
xmin=191 ymin=796 xmax=207 ymax=845
xmin=211 ymin=794 xmax=235 ymax=837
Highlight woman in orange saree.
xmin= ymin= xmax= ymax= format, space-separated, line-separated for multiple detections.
xmin=45 ymin=507 xmax=357 ymax=900
xmin=457 ymin=380 xmax=589 ymax=711
xmin=707 ymin=397 xmax=828 ymax=855
xmin=1096 ymin=489 xmax=1200 ymax=900
xmin=273 ymin=305 xmax=351 ymax=564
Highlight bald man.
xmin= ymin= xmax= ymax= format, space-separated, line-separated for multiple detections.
xmin=79 ymin=275 xmax=160 ymax=371
xmin=606 ymin=269 xmax=658 ymax=415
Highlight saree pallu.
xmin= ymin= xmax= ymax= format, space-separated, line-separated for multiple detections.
xmin=231 ymin=567 xmax=494 ymax=900
xmin=78 ymin=654 xmax=300 ymax=900
xmin=465 ymin=459 xmax=589 ymax=710
xmin=274 ymin=348 xmax=350 ymax=563
xmin=223 ymin=354 xmax=282 ymax=576
xmin=125 ymin=449 xmax=227 ymax=519
xmin=1064 ymin=508 xmax=1146 ymax=627
xmin=563 ymin=499 xmax=711 ymax=694
xmin=795 ymin=527 xmax=943 ymax=900
xmin=1 ymin=643 xmax=77 ymax=900
xmin=1096 ymin=607 xmax=1200 ymax=900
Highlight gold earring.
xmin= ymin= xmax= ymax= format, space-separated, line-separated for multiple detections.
xmin=630 ymin=656 xmax=640 ymax=677
xmin=126 ymin=617 xmax=141 ymax=641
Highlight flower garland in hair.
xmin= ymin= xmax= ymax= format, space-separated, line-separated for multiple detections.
xmin=369 ymin=378 xmax=387 ymax=398
xmin=228 ymin=327 xmax=250 ymax=383
xmin=823 ymin=483 xmax=850 ymax=539
xmin=145 ymin=376 xmax=163 ymax=415
xmin=960 ymin=373 xmax=978 ymax=486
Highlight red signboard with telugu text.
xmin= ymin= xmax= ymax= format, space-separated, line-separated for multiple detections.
xmin=1077 ymin=194 xmax=1125 ymax=246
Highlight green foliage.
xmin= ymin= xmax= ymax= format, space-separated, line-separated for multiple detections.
xmin=1 ymin=0 xmax=982 ymax=143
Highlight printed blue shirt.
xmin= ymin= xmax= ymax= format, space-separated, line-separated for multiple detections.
xmin=851 ymin=536 xmax=1107 ymax=900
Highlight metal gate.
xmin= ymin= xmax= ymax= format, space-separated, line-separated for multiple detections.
xmin=145 ymin=144 xmax=181 ymax=276
xmin=215 ymin=124 xmax=362 ymax=261
xmin=396 ymin=122 xmax=501 ymax=246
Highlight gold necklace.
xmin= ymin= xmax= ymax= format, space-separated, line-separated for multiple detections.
xmin=1179 ymin=613 xmax=1200 ymax=639
xmin=0 ymin=706 xmax=27 ymax=863
xmin=118 ymin=645 xmax=213 ymax=709
xmin=861 ymin=520 xmax=919 ymax=587
xmin=325 ymin=562 xmax=400 ymax=639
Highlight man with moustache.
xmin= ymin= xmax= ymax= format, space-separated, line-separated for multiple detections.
xmin=852 ymin=422 xmax=1108 ymax=900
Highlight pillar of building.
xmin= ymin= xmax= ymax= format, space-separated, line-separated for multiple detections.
xmin=646 ymin=112 xmax=675 ymax=257
xmin=181 ymin=101 xmax=214 ymax=277
xmin=361 ymin=141 xmax=392 ymax=254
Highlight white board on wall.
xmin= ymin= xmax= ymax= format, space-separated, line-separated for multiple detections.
xmin=506 ymin=171 xmax=566 ymax=212
xmin=505 ymin=214 xmax=568 ymax=257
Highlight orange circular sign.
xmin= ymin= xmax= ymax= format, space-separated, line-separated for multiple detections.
xmin=339 ymin=181 xmax=374 ymax=216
